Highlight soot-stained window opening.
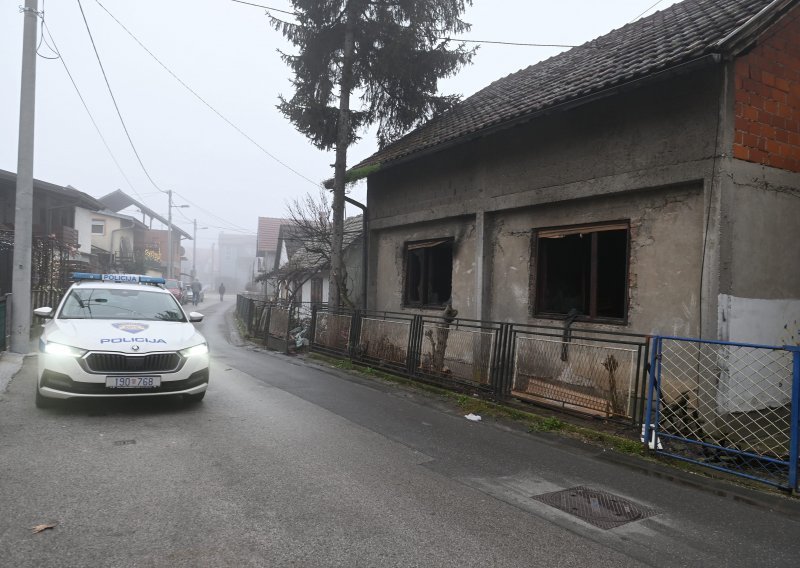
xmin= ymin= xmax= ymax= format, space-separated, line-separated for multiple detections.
xmin=533 ymin=222 xmax=629 ymax=321
xmin=404 ymin=238 xmax=453 ymax=308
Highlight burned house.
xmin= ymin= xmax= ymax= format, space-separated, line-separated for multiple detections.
xmin=355 ymin=0 xmax=800 ymax=348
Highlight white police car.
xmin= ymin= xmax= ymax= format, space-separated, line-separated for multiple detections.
xmin=34 ymin=273 xmax=210 ymax=408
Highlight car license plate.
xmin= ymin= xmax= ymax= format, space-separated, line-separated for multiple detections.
xmin=106 ymin=376 xmax=161 ymax=388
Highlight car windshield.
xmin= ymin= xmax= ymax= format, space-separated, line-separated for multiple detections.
xmin=165 ymin=279 xmax=179 ymax=289
xmin=59 ymin=288 xmax=186 ymax=321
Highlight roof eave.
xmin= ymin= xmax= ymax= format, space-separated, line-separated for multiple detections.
xmin=362 ymin=53 xmax=723 ymax=176
xmin=714 ymin=0 xmax=797 ymax=55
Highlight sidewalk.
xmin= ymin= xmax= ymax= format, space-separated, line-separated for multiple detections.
xmin=0 ymin=338 xmax=43 ymax=394
xmin=0 ymin=351 xmax=25 ymax=394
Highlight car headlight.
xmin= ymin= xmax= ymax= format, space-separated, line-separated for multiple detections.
xmin=43 ymin=341 xmax=87 ymax=357
xmin=180 ymin=343 xmax=208 ymax=357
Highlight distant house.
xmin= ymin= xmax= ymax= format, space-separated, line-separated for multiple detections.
xmin=217 ymin=233 xmax=257 ymax=293
xmin=255 ymin=217 xmax=291 ymax=296
xmin=353 ymin=0 xmax=800 ymax=346
xmin=87 ymin=210 xmax=150 ymax=274
xmin=98 ymin=189 xmax=192 ymax=279
xmin=272 ymin=216 xmax=364 ymax=306
xmin=0 ymin=169 xmax=104 ymax=293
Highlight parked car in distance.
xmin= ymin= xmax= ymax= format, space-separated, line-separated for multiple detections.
xmin=165 ymin=279 xmax=185 ymax=304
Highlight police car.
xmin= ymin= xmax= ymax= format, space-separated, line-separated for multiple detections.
xmin=34 ymin=273 xmax=210 ymax=408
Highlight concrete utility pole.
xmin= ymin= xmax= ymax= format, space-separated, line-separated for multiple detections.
xmin=167 ymin=190 xmax=173 ymax=279
xmin=10 ymin=0 xmax=39 ymax=354
xmin=191 ymin=219 xmax=207 ymax=279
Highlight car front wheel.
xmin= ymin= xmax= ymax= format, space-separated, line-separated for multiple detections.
xmin=35 ymin=386 xmax=58 ymax=409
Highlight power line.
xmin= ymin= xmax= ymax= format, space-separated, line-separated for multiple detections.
xmin=172 ymin=189 xmax=254 ymax=234
xmin=629 ymin=0 xmax=668 ymax=24
xmin=94 ymin=0 xmax=321 ymax=189
xmin=230 ymin=0 xmax=295 ymax=16
xmin=439 ymin=38 xmax=585 ymax=48
xmin=76 ymin=0 xmax=166 ymax=194
xmin=232 ymin=0 xmax=586 ymax=48
xmin=40 ymin=18 xmax=144 ymax=201
xmin=35 ymin=1 xmax=59 ymax=60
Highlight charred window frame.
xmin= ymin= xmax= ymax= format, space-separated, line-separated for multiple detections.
xmin=531 ymin=222 xmax=630 ymax=322
xmin=404 ymin=238 xmax=453 ymax=308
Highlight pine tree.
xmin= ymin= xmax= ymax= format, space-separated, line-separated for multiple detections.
xmin=271 ymin=0 xmax=474 ymax=307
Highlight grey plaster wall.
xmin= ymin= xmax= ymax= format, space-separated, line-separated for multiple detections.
xmin=366 ymin=68 xmax=721 ymax=334
xmin=721 ymin=159 xmax=800 ymax=299
xmin=368 ymin=69 xmax=720 ymax=230
xmin=372 ymin=218 xmax=474 ymax=313
xmin=486 ymin=184 xmax=704 ymax=335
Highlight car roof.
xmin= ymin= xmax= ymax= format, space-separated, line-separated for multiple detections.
xmin=69 ymin=281 xmax=170 ymax=293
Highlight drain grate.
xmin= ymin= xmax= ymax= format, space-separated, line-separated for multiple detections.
xmin=532 ymin=486 xmax=658 ymax=530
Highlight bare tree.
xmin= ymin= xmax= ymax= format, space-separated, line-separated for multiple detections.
xmin=268 ymin=189 xmax=358 ymax=308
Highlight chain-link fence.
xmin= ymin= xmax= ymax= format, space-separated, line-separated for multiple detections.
xmin=645 ymin=336 xmax=799 ymax=491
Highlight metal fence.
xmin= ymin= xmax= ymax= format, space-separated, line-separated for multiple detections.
xmin=644 ymin=336 xmax=800 ymax=492
xmin=235 ymin=296 xmax=314 ymax=354
xmin=510 ymin=324 xmax=650 ymax=421
xmin=299 ymin=304 xmax=650 ymax=422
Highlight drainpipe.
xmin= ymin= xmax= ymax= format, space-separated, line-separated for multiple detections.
xmin=344 ymin=196 xmax=367 ymax=310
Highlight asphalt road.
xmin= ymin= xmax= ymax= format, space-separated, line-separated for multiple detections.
xmin=1 ymin=298 xmax=798 ymax=567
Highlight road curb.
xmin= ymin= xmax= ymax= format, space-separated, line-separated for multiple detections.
xmin=0 ymin=351 xmax=26 ymax=394
xmin=596 ymin=448 xmax=800 ymax=521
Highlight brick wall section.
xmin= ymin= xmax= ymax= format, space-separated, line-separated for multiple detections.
xmin=733 ymin=6 xmax=800 ymax=172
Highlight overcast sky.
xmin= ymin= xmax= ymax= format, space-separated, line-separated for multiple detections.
xmin=0 ymin=0 xmax=681 ymax=248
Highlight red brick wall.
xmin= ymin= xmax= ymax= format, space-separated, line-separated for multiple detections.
xmin=733 ymin=6 xmax=800 ymax=172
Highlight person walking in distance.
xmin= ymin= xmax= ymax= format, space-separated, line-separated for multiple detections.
xmin=218 ymin=282 xmax=226 ymax=301
xmin=191 ymin=279 xmax=202 ymax=306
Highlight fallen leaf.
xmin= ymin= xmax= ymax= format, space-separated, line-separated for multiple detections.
xmin=31 ymin=523 xmax=57 ymax=534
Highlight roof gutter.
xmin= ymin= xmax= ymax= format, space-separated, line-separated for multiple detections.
xmin=368 ymin=52 xmax=723 ymax=174
xmin=715 ymin=0 xmax=795 ymax=55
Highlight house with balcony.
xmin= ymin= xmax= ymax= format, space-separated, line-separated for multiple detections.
xmin=98 ymin=189 xmax=191 ymax=279
xmin=86 ymin=209 xmax=150 ymax=274
xmin=0 ymin=168 xmax=104 ymax=294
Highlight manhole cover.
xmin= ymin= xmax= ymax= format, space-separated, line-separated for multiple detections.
xmin=532 ymin=486 xmax=658 ymax=529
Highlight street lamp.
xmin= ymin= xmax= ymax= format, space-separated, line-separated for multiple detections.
xmin=166 ymin=189 xmax=189 ymax=279
xmin=192 ymin=219 xmax=208 ymax=279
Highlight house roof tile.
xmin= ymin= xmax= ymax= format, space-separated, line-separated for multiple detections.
xmin=257 ymin=217 xmax=291 ymax=253
xmin=355 ymin=0 xmax=784 ymax=170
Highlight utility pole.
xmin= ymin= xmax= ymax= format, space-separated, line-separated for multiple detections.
xmin=191 ymin=219 xmax=207 ymax=280
xmin=10 ymin=0 xmax=39 ymax=354
xmin=211 ymin=242 xmax=215 ymax=285
xmin=192 ymin=218 xmax=196 ymax=279
xmin=166 ymin=190 xmax=173 ymax=279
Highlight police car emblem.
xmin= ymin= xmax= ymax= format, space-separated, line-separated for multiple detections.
xmin=112 ymin=322 xmax=149 ymax=334
xmin=131 ymin=345 xmax=140 ymax=351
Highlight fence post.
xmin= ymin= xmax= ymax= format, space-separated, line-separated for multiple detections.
xmin=788 ymin=346 xmax=800 ymax=493
xmin=262 ymin=304 xmax=271 ymax=346
xmin=642 ymin=336 xmax=662 ymax=450
xmin=309 ymin=304 xmax=318 ymax=350
xmin=492 ymin=323 xmax=513 ymax=399
xmin=348 ymin=309 xmax=361 ymax=360
xmin=407 ymin=315 xmax=422 ymax=377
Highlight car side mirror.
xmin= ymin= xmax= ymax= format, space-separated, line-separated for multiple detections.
xmin=33 ymin=307 xmax=54 ymax=319
xmin=188 ymin=312 xmax=204 ymax=323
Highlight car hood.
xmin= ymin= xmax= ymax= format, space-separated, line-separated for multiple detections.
xmin=44 ymin=319 xmax=204 ymax=353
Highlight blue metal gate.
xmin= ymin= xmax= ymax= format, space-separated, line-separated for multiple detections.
xmin=644 ymin=336 xmax=800 ymax=492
